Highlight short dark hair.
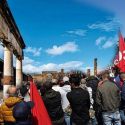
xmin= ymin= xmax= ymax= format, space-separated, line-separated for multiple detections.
xmin=44 ymin=81 xmax=52 ymax=91
xmin=101 ymin=71 xmax=109 ymax=80
xmin=64 ymin=81 xmax=70 ymax=85
xmin=70 ymin=77 xmax=80 ymax=86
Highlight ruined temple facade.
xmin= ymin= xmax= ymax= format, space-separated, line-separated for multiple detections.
xmin=32 ymin=69 xmax=65 ymax=82
xmin=0 ymin=0 xmax=26 ymax=97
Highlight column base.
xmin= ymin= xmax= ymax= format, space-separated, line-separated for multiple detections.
xmin=3 ymin=85 xmax=11 ymax=99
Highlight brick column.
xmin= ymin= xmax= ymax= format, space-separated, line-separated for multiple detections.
xmin=94 ymin=58 xmax=97 ymax=76
xmin=87 ymin=69 xmax=91 ymax=77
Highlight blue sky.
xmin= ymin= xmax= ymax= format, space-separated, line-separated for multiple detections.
xmin=1 ymin=0 xmax=125 ymax=74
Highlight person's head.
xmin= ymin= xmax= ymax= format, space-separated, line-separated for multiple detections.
xmin=7 ymin=86 xmax=18 ymax=97
xmin=101 ymin=71 xmax=110 ymax=81
xmin=80 ymin=78 xmax=87 ymax=85
xmin=19 ymin=84 xmax=29 ymax=97
xmin=80 ymin=78 xmax=87 ymax=88
xmin=52 ymin=79 xmax=58 ymax=86
xmin=69 ymin=76 xmax=81 ymax=88
xmin=44 ymin=81 xmax=53 ymax=91
xmin=59 ymin=79 xmax=64 ymax=87
xmin=63 ymin=76 xmax=70 ymax=85
xmin=120 ymin=72 xmax=125 ymax=81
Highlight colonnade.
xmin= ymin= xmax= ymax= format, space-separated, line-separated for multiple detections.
xmin=3 ymin=45 xmax=22 ymax=98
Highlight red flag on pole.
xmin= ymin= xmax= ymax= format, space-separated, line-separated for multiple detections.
xmin=30 ymin=82 xmax=52 ymax=125
xmin=114 ymin=33 xmax=125 ymax=72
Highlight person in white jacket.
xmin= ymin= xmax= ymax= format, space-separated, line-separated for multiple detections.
xmin=52 ymin=77 xmax=71 ymax=125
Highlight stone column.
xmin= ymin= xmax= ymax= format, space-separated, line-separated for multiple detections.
xmin=16 ymin=58 xmax=22 ymax=88
xmin=94 ymin=58 xmax=97 ymax=76
xmin=3 ymin=46 xmax=13 ymax=98
xmin=87 ymin=69 xmax=91 ymax=77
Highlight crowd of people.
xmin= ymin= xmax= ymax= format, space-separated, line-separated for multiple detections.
xmin=1 ymin=70 xmax=125 ymax=125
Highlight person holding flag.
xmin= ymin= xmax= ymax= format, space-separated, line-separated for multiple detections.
xmin=114 ymin=32 xmax=125 ymax=125
xmin=114 ymin=32 xmax=125 ymax=72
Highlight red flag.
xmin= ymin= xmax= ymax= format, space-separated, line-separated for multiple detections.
xmin=114 ymin=33 xmax=125 ymax=72
xmin=114 ymin=54 xmax=119 ymax=66
xmin=30 ymin=82 xmax=52 ymax=125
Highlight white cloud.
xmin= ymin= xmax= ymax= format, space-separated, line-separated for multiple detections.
xmin=95 ymin=35 xmax=117 ymax=49
xmin=22 ymin=56 xmax=105 ymax=74
xmin=23 ymin=64 xmax=41 ymax=73
xmin=77 ymin=0 xmax=125 ymax=34
xmin=67 ymin=29 xmax=86 ymax=36
xmin=96 ymin=36 xmax=106 ymax=45
xmin=59 ymin=61 xmax=83 ymax=69
xmin=46 ymin=42 xmax=79 ymax=55
xmin=40 ymin=63 xmax=58 ymax=71
xmin=22 ymin=56 xmax=83 ymax=73
xmin=23 ymin=56 xmax=35 ymax=65
xmin=102 ymin=37 xmax=116 ymax=48
xmin=25 ymin=47 xmax=42 ymax=56
xmin=88 ymin=17 xmax=121 ymax=32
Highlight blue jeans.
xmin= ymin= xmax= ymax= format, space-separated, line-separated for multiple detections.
xmin=90 ymin=117 xmax=98 ymax=125
xmin=64 ymin=113 xmax=70 ymax=125
xmin=120 ymin=110 xmax=125 ymax=122
xmin=102 ymin=111 xmax=121 ymax=125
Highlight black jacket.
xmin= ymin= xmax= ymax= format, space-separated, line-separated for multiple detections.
xmin=15 ymin=121 xmax=32 ymax=125
xmin=43 ymin=89 xmax=64 ymax=121
xmin=86 ymin=77 xmax=99 ymax=111
xmin=13 ymin=101 xmax=33 ymax=125
xmin=67 ymin=88 xmax=90 ymax=125
xmin=86 ymin=77 xmax=99 ymax=102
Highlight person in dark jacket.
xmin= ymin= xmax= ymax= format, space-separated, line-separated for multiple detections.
xmin=67 ymin=76 xmax=90 ymax=125
xmin=13 ymin=101 xmax=34 ymax=125
xmin=19 ymin=82 xmax=30 ymax=102
xmin=86 ymin=76 xmax=99 ymax=109
xmin=43 ymin=81 xmax=65 ymax=125
xmin=96 ymin=71 xmax=121 ymax=125
xmin=86 ymin=76 xmax=101 ymax=125
xmin=40 ymin=84 xmax=46 ymax=96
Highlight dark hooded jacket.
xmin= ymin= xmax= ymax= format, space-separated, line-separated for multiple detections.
xmin=67 ymin=88 xmax=90 ymax=125
xmin=13 ymin=101 xmax=33 ymax=125
xmin=86 ymin=76 xmax=99 ymax=110
xmin=43 ymin=89 xmax=64 ymax=121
